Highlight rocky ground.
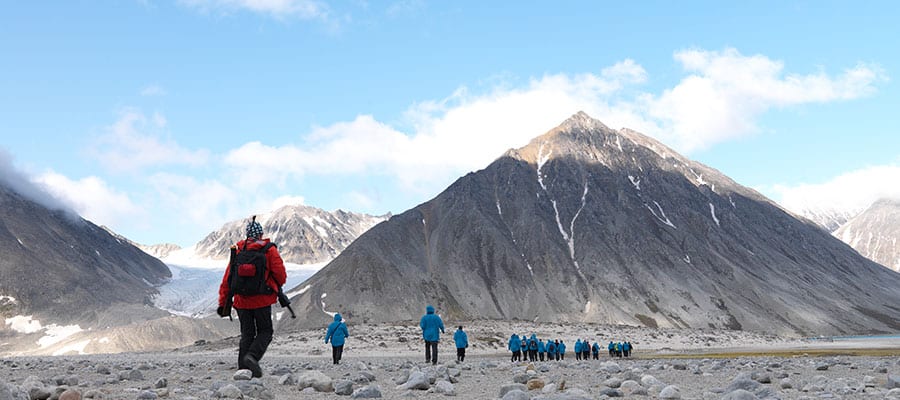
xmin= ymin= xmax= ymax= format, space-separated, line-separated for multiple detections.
xmin=2 ymin=321 xmax=899 ymax=399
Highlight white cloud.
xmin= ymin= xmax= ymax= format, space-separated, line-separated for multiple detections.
xmin=347 ymin=190 xmax=375 ymax=210
xmin=771 ymin=164 xmax=900 ymax=217
xmin=179 ymin=0 xmax=328 ymax=19
xmin=34 ymin=171 xmax=145 ymax=228
xmin=0 ymin=150 xmax=74 ymax=214
xmin=222 ymin=49 xmax=884 ymax=198
xmin=271 ymin=195 xmax=306 ymax=210
xmin=89 ymin=110 xmax=209 ymax=173
xmin=643 ymin=48 xmax=887 ymax=152
xmin=140 ymin=85 xmax=166 ymax=97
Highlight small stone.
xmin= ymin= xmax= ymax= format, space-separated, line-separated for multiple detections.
xmin=603 ymin=377 xmax=623 ymax=388
xmin=659 ymin=385 xmax=681 ymax=399
xmin=351 ymin=385 xmax=382 ymax=398
xmin=215 ymin=384 xmax=243 ymax=399
xmin=59 ymin=389 xmax=82 ymax=400
xmin=298 ymin=370 xmax=334 ymax=392
xmin=780 ymin=378 xmax=793 ymax=389
xmin=233 ymin=370 xmax=253 ymax=381
xmin=526 ymin=378 xmax=544 ymax=391
xmin=335 ymin=380 xmax=354 ymax=396
xmin=512 ymin=374 xmax=529 ymax=384
xmin=434 ymin=380 xmax=456 ymax=396
xmin=599 ymin=387 xmax=624 ymax=397
xmin=889 ymin=375 xmax=900 ymax=389
xmin=815 ymin=363 xmax=829 ymax=371
xmin=135 ymin=390 xmax=158 ymax=400
xmin=500 ymin=389 xmax=529 ymax=400
xmin=397 ymin=371 xmax=429 ymax=390
xmin=499 ymin=383 xmax=527 ymax=398
xmin=721 ymin=389 xmax=758 ymax=400
xmin=153 ymin=377 xmax=167 ymax=389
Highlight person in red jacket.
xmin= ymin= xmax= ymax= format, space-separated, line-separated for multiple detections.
xmin=218 ymin=217 xmax=286 ymax=378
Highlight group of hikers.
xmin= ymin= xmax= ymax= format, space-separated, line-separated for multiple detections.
xmin=216 ymin=217 xmax=631 ymax=378
xmin=507 ymin=334 xmax=634 ymax=362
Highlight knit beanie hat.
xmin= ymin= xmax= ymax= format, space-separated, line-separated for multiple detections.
xmin=246 ymin=216 xmax=263 ymax=239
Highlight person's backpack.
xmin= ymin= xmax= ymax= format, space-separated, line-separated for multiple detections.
xmin=228 ymin=242 xmax=275 ymax=296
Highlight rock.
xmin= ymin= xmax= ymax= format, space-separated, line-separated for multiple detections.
xmin=215 ymin=384 xmax=243 ymax=399
xmin=512 ymin=374 xmax=530 ymax=384
xmin=95 ymin=366 xmax=111 ymax=375
xmin=499 ymin=384 xmax=528 ymax=398
xmin=500 ymin=390 xmax=529 ymax=400
xmin=135 ymin=391 xmax=157 ymax=400
xmin=721 ymin=389 xmax=758 ymax=400
xmin=863 ymin=375 xmax=876 ymax=388
xmin=815 ymin=363 xmax=829 ymax=371
xmin=603 ymin=377 xmax=623 ymax=388
xmin=434 ymin=380 xmax=456 ymax=396
xmin=82 ymin=390 xmax=103 ymax=399
xmin=621 ymin=380 xmax=648 ymax=396
xmin=659 ymin=385 xmax=681 ymax=399
xmin=271 ymin=366 xmax=293 ymax=376
xmin=672 ymin=363 xmax=687 ymax=370
xmin=0 ymin=383 xmax=29 ymax=400
xmin=58 ymin=390 xmax=81 ymax=400
xmin=397 ymin=371 xmax=429 ymax=390
xmin=335 ymin=380 xmax=354 ymax=396
xmin=725 ymin=378 xmax=760 ymax=393
xmin=753 ymin=373 xmax=771 ymax=384
xmin=599 ymin=387 xmax=624 ymax=397
xmin=350 ymin=385 xmax=382 ymax=398
xmin=641 ymin=375 xmax=662 ymax=387
xmin=526 ymin=378 xmax=545 ymax=391
xmin=779 ymin=378 xmax=793 ymax=389
xmin=600 ymin=361 xmax=622 ymax=374
xmin=153 ymin=377 xmax=167 ymax=389
xmin=278 ymin=374 xmax=297 ymax=386
xmin=354 ymin=371 xmax=377 ymax=384
xmin=889 ymin=375 xmax=900 ymax=389
xmin=298 ymin=370 xmax=334 ymax=392
xmin=233 ymin=370 xmax=253 ymax=381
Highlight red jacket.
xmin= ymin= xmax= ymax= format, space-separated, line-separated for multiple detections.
xmin=218 ymin=238 xmax=287 ymax=310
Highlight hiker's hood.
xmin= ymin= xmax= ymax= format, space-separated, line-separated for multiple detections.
xmin=426 ymin=305 xmax=435 ymax=314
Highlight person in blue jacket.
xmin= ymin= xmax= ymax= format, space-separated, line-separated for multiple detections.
xmin=538 ymin=339 xmax=546 ymax=361
xmin=508 ymin=334 xmax=522 ymax=362
xmin=546 ymin=340 xmax=557 ymax=361
xmin=591 ymin=341 xmax=600 ymax=360
xmin=419 ymin=305 xmax=445 ymax=365
xmin=574 ymin=339 xmax=583 ymax=360
xmin=527 ymin=334 xmax=538 ymax=362
xmin=608 ymin=341 xmax=615 ymax=357
xmin=558 ymin=340 xmax=566 ymax=360
xmin=324 ymin=313 xmax=349 ymax=365
xmin=453 ymin=326 xmax=468 ymax=362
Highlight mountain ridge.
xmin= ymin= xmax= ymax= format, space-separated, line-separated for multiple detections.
xmin=280 ymin=112 xmax=900 ymax=336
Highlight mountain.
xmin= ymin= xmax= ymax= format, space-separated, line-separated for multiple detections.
xmin=281 ymin=112 xmax=900 ymax=337
xmin=139 ymin=243 xmax=182 ymax=259
xmin=791 ymin=207 xmax=858 ymax=232
xmin=192 ymin=204 xmax=387 ymax=264
xmin=834 ymin=198 xmax=900 ymax=272
xmin=0 ymin=182 xmax=171 ymax=327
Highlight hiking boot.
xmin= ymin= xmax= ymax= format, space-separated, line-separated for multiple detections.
xmin=243 ymin=354 xmax=262 ymax=378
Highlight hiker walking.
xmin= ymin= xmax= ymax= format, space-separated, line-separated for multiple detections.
xmin=508 ymin=334 xmax=522 ymax=362
xmin=324 ymin=313 xmax=349 ymax=365
xmin=217 ymin=216 xmax=286 ymax=378
xmin=454 ymin=326 xmax=469 ymax=362
xmin=419 ymin=305 xmax=445 ymax=365
xmin=591 ymin=341 xmax=600 ymax=360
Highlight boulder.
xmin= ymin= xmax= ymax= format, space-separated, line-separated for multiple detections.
xmin=659 ymin=385 xmax=681 ymax=399
xmin=298 ymin=370 xmax=334 ymax=392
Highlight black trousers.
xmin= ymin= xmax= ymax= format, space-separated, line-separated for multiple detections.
xmin=332 ymin=345 xmax=344 ymax=364
xmin=237 ymin=306 xmax=273 ymax=369
xmin=424 ymin=341 xmax=438 ymax=364
xmin=456 ymin=347 xmax=465 ymax=362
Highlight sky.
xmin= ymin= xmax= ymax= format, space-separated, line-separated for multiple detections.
xmin=1 ymin=1 xmax=898 ymax=248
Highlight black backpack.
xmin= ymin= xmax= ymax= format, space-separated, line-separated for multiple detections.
xmin=228 ymin=241 xmax=275 ymax=296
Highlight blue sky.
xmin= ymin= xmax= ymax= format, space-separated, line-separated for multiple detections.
xmin=2 ymin=0 xmax=898 ymax=247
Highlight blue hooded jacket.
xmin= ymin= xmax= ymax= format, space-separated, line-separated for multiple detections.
xmin=547 ymin=341 xmax=556 ymax=354
xmin=324 ymin=313 xmax=349 ymax=347
xmin=558 ymin=341 xmax=566 ymax=354
xmin=419 ymin=305 xmax=445 ymax=342
xmin=592 ymin=342 xmax=600 ymax=353
xmin=508 ymin=334 xmax=521 ymax=352
xmin=453 ymin=328 xmax=468 ymax=348
xmin=538 ymin=339 xmax=546 ymax=353
xmin=574 ymin=339 xmax=583 ymax=353
xmin=528 ymin=334 xmax=538 ymax=350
